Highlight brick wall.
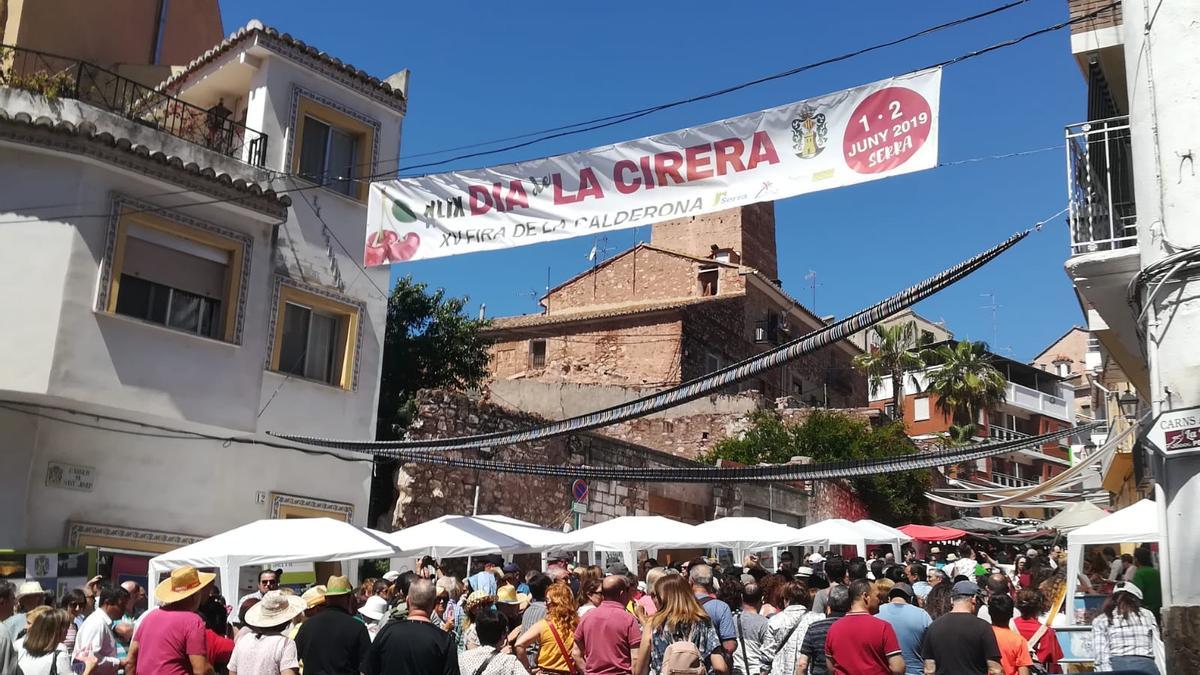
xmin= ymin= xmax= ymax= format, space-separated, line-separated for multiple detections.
xmin=1069 ymin=0 xmax=1122 ymax=34
xmin=809 ymin=479 xmax=870 ymax=522
xmin=651 ymin=203 xmax=779 ymax=280
xmin=544 ymin=246 xmax=744 ymax=313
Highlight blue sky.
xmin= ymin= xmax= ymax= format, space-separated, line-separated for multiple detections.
xmin=222 ymin=0 xmax=1088 ymax=360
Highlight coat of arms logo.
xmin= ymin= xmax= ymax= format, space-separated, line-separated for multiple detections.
xmin=791 ymin=104 xmax=828 ymax=159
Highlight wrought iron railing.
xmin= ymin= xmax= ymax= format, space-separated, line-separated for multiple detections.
xmin=0 ymin=44 xmax=268 ymax=166
xmin=991 ymin=471 xmax=1037 ymax=488
xmin=1065 ymin=116 xmax=1136 ymax=255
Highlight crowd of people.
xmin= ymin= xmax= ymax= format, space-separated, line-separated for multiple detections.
xmin=0 ymin=539 xmax=1164 ymax=675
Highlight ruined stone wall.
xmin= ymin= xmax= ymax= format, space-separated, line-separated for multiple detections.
xmin=392 ymin=390 xmax=734 ymax=531
xmin=487 ymin=316 xmax=685 ymax=387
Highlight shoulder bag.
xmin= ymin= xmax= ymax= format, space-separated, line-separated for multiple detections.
xmin=546 ymin=619 xmax=578 ymax=675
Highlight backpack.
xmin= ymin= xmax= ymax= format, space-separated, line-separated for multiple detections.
xmin=661 ymin=624 xmax=706 ymax=675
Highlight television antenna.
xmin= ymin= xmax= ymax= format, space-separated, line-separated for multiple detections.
xmin=980 ymin=293 xmax=1002 ymax=347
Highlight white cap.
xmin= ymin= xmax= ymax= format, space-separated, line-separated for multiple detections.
xmin=358 ymin=595 xmax=389 ymax=621
xmin=382 ymin=570 xmax=401 ymax=582
xmin=806 ymin=553 xmax=825 ymax=564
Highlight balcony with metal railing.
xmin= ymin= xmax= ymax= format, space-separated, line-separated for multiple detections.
xmin=0 ymin=44 xmax=268 ymax=166
xmin=1066 ymin=116 xmax=1136 ymax=255
xmin=990 ymin=471 xmax=1038 ymax=488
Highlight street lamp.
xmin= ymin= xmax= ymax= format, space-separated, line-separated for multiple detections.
xmin=1117 ymin=392 xmax=1140 ymax=421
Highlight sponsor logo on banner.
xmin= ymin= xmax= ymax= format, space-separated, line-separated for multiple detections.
xmin=365 ymin=68 xmax=941 ymax=264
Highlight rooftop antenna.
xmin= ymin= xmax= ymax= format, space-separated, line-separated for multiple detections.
xmin=804 ymin=270 xmax=820 ymax=311
xmin=980 ymin=293 xmax=1002 ymax=348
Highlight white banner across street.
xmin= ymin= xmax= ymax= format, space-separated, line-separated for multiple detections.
xmin=365 ymin=68 xmax=941 ymax=264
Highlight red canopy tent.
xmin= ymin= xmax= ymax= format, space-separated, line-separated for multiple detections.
xmin=898 ymin=524 xmax=968 ymax=541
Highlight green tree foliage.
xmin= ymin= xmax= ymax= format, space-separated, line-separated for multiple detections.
xmin=922 ymin=340 xmax=1007 ymax=438
xmin=701 ymin=410 xmax=931 ymax=524
xmin=376 ymin=276 xmax=494 ymax=440
xmin=852 ymin=322 xmax=926 ymax=417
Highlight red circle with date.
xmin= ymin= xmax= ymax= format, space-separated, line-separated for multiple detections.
xmin=842 ymin=87 xmax=932 ymax=174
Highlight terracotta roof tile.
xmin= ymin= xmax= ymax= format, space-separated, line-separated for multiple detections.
xmin=0 ymin=110 xmax=291 ymax=215
xmin=483 ymin=295 xmax=737 ymax=331
xmin=158 ymin=20 xmax=406 ymax=111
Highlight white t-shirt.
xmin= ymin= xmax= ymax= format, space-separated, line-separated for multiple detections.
xmin=18 ymin=646 xmax=71 ymax=675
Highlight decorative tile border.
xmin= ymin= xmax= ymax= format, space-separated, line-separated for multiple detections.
xmin=96 ymin=193 xmax=255 ymax=345
xmin=268 ymin=492 xmax=354 ymax=522
xmin=263 ymin=275 xmax=366 ymax=390
xmin=284 ymin=84 xmax=382 ymax=189
xmin=66 ymin=521 xmax=202 ymax=550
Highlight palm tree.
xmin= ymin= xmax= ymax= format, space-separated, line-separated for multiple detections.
xmin=923 ymin=340 xmax=1007 ymax=438
xmin=853 ymin=321 xmax=925 ymax=418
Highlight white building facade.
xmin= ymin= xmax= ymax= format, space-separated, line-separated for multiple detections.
xmin=0 ymin=22 xmax=404 ymax=584
xmin=1063 ymin=0 xmax=1200 ymax=664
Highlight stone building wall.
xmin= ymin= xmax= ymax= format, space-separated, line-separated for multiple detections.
xmin=487 ymin=315 xmax=686 ymax=388
xmin=650 ymin=202 xmax=779 ymax=280
xmin=543 ymin=246 xmax=744 ymax=313
xmin=391 ymin=389 xmax=742 ymax=531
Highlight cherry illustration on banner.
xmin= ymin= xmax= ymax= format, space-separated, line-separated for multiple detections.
xmin=843 ymin=86 xmax=932 ymax=174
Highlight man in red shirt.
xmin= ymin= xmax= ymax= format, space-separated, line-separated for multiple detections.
xmin=131 ymin=566 xmax=215 ymax=675
xmin=571 ymin=576 xmax=641 ymax=675
xmin=824 ymin=579 xmax=904 ymax=675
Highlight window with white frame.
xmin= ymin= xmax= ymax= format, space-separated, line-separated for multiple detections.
xmin=913 ymin=396 xmax=930 ymax=421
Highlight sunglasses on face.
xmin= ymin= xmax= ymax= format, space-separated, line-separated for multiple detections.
xmin=260 ymin=579 xmax=279 ymax=587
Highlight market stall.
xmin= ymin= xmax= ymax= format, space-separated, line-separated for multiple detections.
xmin=690 ymin=516 xmax=809 ymax=564
xmin=384 ymin=514 xmax=570 ymax=558
xmin=1043 ymin=501 xmax=1109 ymax=532
xmin=555 ymin=515 xmax=710 ymax=568
xmin=896 ymin=524 xmax=968 ymax=542
xmin=147 ymin=518 xmax=399 ymax=605
xmin=789 ymin=518 xmax=902 ymax=558
xmin=1065 ymin=499 xmax=1160 ymax=624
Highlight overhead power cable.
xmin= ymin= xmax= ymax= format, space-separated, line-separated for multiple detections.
xmin=2 ymin=3 xmax=1121 ymax=224
xmin=274 ymin=226 xmax=1032 ymax=452
xmin=359 ymin=423 xmax=1098 ymax=483
xmin=390 ymin=0 xmax=1119 ymax=177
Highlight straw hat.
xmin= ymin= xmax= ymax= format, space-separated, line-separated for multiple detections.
xmin=496 ymin=585 xmax=530 ymax=610
xmin=16 ymin=581 xmax=45 ymax=599
xmin=323 ymin=575 xmax=353 ymax=596
xmin=155 ymin=566 xmax=215 ymax=604
xmin=358 ymin=595 xmax=389 ymax=621
xmin=301 ymin=585 xmax=327 ymax=609
xmin=464 ymin=590 xmax=495 ymax=611
xmin=244 ymin=590 xmax=306 ymax=628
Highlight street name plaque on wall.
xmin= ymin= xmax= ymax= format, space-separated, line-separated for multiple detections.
xmin=45 ymin=461 xmax=95 ymax=492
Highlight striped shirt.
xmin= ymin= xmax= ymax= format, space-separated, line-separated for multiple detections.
xmin=1090 ymin=608 xmax=1160 ymax=671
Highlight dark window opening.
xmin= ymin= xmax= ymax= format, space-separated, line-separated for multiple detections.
xmin=529 ymin=339 xmax=547 ymax=368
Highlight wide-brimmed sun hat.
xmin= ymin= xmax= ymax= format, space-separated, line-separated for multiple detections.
xmin=323 ymin=575 xmax=353 ymax=596
xmin=244 ymin=590 xmax=306 ymax=628
xmin=301 ymin=585 xmax=327 ymax=609
xmin=358 ymin=595 xmax=389 ymax=621
xmin=464 ymin=590 xmax=495 ymax=611
xmin=155 ymin=566 xmax=216 ymax=604
xmin=16 ymin=581 xmax=46 ymax=599
xmin=496 ymin=585 xmax=530 ymax=609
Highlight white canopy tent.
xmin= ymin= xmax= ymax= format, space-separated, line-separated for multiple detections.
xmin=1044 ymin=501 xmax=1110 ymax=532
xmin=384 ymin=514 xmax=573 ymax=558
xmin=1065 ymin=499 xmax=1160 ymax=622
xmin=147 ymin=518 xmax=399 ymax=605
xmin=853 ymin=519 xmax=914 ymax=559
xmin=555 ymin=515 xmax=709 ymax=568
xmin=789 ymin=518 xmax=906 ymax=559
xmin=690 ymin=517 xmax=810 ymax=563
